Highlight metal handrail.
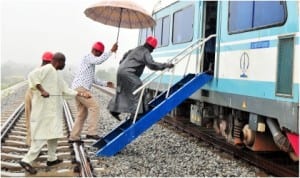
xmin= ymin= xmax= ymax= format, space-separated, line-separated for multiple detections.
xmin=135 ymin=34 xmax=216 ymax=95
xmin=141 ymin=38 xmax=201 ymax=83
xmin=131 ymin=34 xmax=216 ymax=123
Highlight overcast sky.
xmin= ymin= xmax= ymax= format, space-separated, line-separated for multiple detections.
xmin=1 ymin=0 xmax=156 ymax=71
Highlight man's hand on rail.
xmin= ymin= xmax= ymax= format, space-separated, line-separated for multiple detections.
xmin=164 ymin=63 xmax=174 ymax=69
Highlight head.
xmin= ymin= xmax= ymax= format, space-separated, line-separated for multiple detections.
xmin=51 ymin=52 xmax=66 ymax=70
xmin=144 ymin=36 xmax=158 ymax=53
xmin=91 ymin=41 xmax=105 ymax=57
xmin=41 ymin=51 xmax=53 ymax=66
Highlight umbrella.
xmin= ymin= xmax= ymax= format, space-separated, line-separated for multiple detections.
xmin=84 ymin=0 xmax=156 ymax=41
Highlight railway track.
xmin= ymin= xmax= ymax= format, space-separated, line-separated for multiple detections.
xmin=1 ymin=83 xmax=298 ymax=177
xmin=1 ymin=81 xmax=28 ymax=127
xmin=94 ymin=85 xmax=299 ymax=177
xmin=161 ymin=116 xmax=299 ymax=177
xmin=1 ymin=84 xmax=93 ymax=177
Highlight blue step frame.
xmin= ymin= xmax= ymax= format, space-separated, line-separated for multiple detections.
xmin=93 ymin=73 xmax=212 ymax=156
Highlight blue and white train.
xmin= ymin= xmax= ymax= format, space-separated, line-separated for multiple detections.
xmin=138 ymin=0 xmax=299 ymax=160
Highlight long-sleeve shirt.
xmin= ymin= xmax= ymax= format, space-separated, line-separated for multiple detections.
xmin=71 ymin=52 xmax=112 ymax=90
xmin=119 ymin=46 xmax=167 ymax=77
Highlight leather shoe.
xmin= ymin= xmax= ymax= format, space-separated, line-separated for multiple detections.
xmin=86 ymin=135 xmax=102 ymax=140
xmin=68 ymin=139 xmax=83 ymax=144
xmin=110 ymin=111 xmax=121 ymax=121
xmin=19 ymin=161 xmax=37 ymax=174
xmin=47 ymin=159 xmax=63 ymax=166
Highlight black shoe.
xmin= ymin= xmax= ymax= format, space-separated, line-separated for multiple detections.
xmin=86 ymin=135 xmax=102 ymax=140
xmin=110 ymin=111 xmax=121 ymax=121
xmin=68 ymin=139 xmax=84 ymax=144
xmin=19 ymin=161 xmax=37 ymax=174
xmin=47 ymin=159 xmax=63 ymax=166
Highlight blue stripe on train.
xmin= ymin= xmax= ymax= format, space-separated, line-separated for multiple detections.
xmin=152 ymin=36 xmax=299 ymax=57
xmin=143 ymin=74 xmax=299 ymax=103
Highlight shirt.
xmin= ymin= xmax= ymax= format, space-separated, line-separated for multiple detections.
xmin=71 ymin=52 xmax=112 ymax=90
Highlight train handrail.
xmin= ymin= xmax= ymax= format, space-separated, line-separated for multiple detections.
xmin=142 ymin=37 xmax=198 ymax=83
xmin=137 ymin=34 xmax=216 ymax=94
xmin=131 ymin=34 xmax=216 ymax=123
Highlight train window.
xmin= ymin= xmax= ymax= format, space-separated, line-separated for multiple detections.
xmin=154 ymin=15 xmax=170 ymax=47
xmin=228 ymin=1 xmax=287 ymax=34
xmin=172 ymin=5 xmax=194 ymax=44
xmin=276 ymin=35 xmax=294 ymax=97
xmin=139 ymin=28 xmax=152 ymax=45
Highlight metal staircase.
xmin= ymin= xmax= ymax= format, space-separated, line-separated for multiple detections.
xmin=93 ymin=35 xmax=216 ymax=157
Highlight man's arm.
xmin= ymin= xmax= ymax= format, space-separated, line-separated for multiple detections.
xmin=36 ymin=84 xmax=49 ymax=98
xmin=144 ymin=52 xmax=174 ymax=71
xmin=88 ymin=52 xmax=112 ymax=65
xmin=88 ymin=42 xmax=118 ymax=65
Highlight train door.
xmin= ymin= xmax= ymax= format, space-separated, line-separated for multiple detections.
xmin=201 ymin=1 xmax=217 ymax=74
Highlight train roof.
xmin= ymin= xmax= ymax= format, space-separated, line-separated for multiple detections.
xmin=153 ymin=0 xmax=179 ymax=13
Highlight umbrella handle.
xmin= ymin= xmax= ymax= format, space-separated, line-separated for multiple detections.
xmin=116 ymin=8 xmax=123 ymax=42
xmin=116 ymin=27 xmax=120 ymax=42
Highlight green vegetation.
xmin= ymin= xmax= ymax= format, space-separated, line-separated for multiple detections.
xmin=1 ymin=61 xmax=33 ymax=90
xmin=1 ymin=76 xmax=25 ymax=90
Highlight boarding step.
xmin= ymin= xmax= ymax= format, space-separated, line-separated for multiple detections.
xmin=93 ymin=73 xmax=213 ymax=156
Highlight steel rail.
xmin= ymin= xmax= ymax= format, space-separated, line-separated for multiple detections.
xmin=163 ymin=116 xmax=299 ymax=177
xmin=63 ymin=100 xmax=94 ymax=177
xmin=92 ymin=84 xmax=115 ymax=96
xmin=1 ymin=103 xmax=24 ymax=142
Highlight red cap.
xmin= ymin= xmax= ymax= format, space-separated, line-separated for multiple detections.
xmin=42 ymin=51 xmax=53 ymax=62
xmin=146 ymin=36 xmax=158 ymax=48
xmin=92 ymin=42 xmax=105 ymax=52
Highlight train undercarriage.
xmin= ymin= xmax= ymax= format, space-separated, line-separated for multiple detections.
xmin=145 ymin=85 xmax=299 ymax=162
xmin=172 ymin=99 xmax=299 ymax=161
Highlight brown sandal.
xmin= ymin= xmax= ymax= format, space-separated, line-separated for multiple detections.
xmin=19 ymin=161 xmax=37 ymax=174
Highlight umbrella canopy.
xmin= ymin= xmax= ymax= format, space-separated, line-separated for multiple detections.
xmin=84 ymin=0 xmax=156 ymax=41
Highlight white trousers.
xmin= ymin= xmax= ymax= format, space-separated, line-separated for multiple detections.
xmin=22 ymin=139 xmax=58 ymax=165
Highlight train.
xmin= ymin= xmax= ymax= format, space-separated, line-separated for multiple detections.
xmin=137 ymin=0 xmax=299 ymax=160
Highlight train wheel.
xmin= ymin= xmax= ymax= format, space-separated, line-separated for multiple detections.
xmin=242 ymin=124 xmax=279 ymax=151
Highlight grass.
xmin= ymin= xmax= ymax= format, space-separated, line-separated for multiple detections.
xmin=1 ymin=76 xmax=25 ymax=90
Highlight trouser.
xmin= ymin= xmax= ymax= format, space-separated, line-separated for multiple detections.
xmin=70 ymin=87 xmax=100 ymax=140
xmin=24 ymin=89 xmax=32 ymax=146
xmin=22 ymin=139 xmax=58 ymax=165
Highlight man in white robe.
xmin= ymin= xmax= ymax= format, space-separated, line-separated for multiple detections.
xmin=19 ymin=52 xmax=91 ymax=174
xmin=25 ymin=51 xmax=53 ymax=146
